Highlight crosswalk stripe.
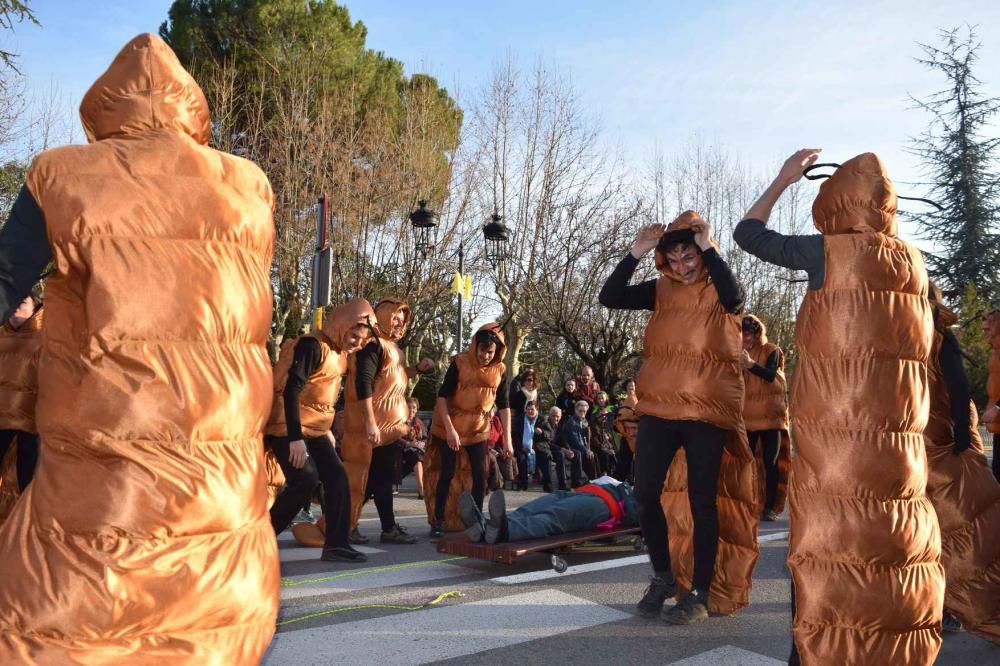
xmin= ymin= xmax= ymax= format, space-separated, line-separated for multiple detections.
xmin=264 ymin=588 xmax=630 ymax=665
xmin=665 ymin=645 xmax=784 ymax=665
xmin=280 ymin=558 xmax=474 ymax=600
xmin=758 ymin=531 xmax=789 ymax=543
xmin=490 ymin=554 xmax=649 ymax=585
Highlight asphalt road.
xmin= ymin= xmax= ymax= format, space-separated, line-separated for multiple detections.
xmin=263 ymin=481 xmax=998 ymax=665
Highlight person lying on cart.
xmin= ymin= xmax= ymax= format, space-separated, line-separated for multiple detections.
xmin=458 ymin=476 xmax=637 ymax=544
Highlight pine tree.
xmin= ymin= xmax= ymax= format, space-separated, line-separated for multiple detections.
xmin=956 ymin=282 xmax=992 ymax=407
xmin=910 ymin=26 xmax=1000 ymax=304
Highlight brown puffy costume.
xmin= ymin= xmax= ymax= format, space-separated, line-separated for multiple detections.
xmin=645 ymin=212 xmax=760 ymax=616
xmin=924 ymin=293 xmax=1000 ymax=644
xmin=342 ymin=298 xmax=412 ymax=530
xmin=788 ymin=153 xmax=943 ymax=665
xmin=0 ymin=35 xmax=279 ymax=663
xmin=741 ymin=314 xmax=792 ymax=514
xmin=424 ymin=323 xmax=507 ymax=531
xmin=0 ymin=307 xmax=43 ymax=524
xmin=266 ymin=298 xmax=377 ymax=548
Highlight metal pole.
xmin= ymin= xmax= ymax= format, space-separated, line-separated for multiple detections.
xmin=456 ymin=241 xmax=464 ymax=353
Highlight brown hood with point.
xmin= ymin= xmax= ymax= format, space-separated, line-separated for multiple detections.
xmin=812 ymin=153 xmax=898 ymax=236
xmin=375 ymin=297 xmax=412 ymax=342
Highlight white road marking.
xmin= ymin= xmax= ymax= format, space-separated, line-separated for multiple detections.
xmin=758 ymin=531 xmax=789 ymax=543
xmin=264 ymin=588 xmax=630 ymax=666
xmin=665 ymin=645 xmax=784 ymax=665
xmin=490 ymin=554 xmax=649 ymax=585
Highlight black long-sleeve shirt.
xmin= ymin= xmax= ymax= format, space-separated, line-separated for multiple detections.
xmin=283 ymin=337 xmax=325 ymax=441
xmin=749 ymin=348 xmax=781 ymax=382
xmin=437 ymin=359 xmax=509 ymax=409
xmin=733 ymin=218 xmax=825 ymax=290
xmin=0 ymin=186 xmax=52 ymax=321
xmin=354 ymin=341 xmax=384 ymax=400
xmin=939 ymin=329 xmax=971 ymax=451
xmin=598 ymin=248 xmax=745 ymax=314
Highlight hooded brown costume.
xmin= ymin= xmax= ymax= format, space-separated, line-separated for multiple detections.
xmin=266 ymin=299 xmax=376 ymax=548
xmin=646 ymin=212 xmax=760 ymax=615
xmin=924 ymin=295 xmax=1000 ymax=644
xmin=342 ymin=298 xmax=412 ymax=530
xmin=0 ymin=35 xmax=279 ymax=663
xmin=0 ymin=307 xmax=42 ymax=524
xmin=788 ymin=154 xmax=943 ymax=665
xmin=742 ymin=314 xmax=792 ymax=514
xmin=424 ymin=323 xmax=507 ymax=531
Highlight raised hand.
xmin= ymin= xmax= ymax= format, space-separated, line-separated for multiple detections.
xmin=779 ymin=148 xmax=822 ymax=185
xmin=691 ymin=219 xmax=713 ymax=251
xmin=630 ymin=223 xmax=667 ymax=258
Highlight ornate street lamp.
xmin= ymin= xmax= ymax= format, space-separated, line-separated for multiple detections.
xmin=482 ymin=212 xmax=509 ymax=271
xmin=408 ymin=200 xmax=439 ymax=256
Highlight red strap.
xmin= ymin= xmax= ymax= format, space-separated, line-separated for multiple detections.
xmin=575 ymin=484 xmax=624 ymax=524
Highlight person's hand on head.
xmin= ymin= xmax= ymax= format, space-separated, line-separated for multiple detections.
xmin=779 ymin=148 xmax=822 ymax=186
xmin=692 ymin=220 xmax=713 ymax=251
xmin=631 ymin=223 xmax=666 ymax=259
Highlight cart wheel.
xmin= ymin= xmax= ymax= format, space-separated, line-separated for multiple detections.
xmin=633 ymin=536 xmax=645 ymax=552
xmin=550 ymin=555 xmax=569 ymax=574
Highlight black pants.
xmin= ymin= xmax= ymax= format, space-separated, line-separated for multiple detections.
xmin=534 ymin=448 xmax=554 ymax=492
xmin=268 ymin=434 xmax=351 ymax=549
xmin=400 ymin=446 xmax=424 ymax=478
xmin=0 ymin=429 xmax=40 ymax=491
xmin=749 ymin=429 xmax=781 ymax=511
xmin=595 ymin=448 xmax=617 ymax=478
xmin=434 ymin=438 xmax=486 ymax=521
xmin=614 ymin=443 xmax=634 ymax=483
xmin=634 ymin=415 xmax=726 ymax=594
xmin=551 ymin=446 xmax=583 ymax=489
xmin=993 ymin=434 xmax=1000 ymax=484
xmin=369 ymin=442 xmax=399 ymax=532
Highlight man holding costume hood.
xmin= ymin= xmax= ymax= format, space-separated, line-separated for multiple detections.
xmin=0 ymin=34 xmax=278 ymax=663
xmin=341 ymin=297 xmax=434 ymax=545
xmin=266 ymin=298 xmax=377 ymax=563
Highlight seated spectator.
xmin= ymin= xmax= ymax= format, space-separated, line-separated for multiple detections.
xmin=532 ymin=407 xmax=559 ymax=492
xmin=617 ymin=378 xmax=638 ymax=409
xmin=574 ymin=365 xmax=602 ymax=408
xmin=555 ymin=378 xmax=577 ymax=414
xmin=589 ymin=391 xmax=618 ymax=477
xmin=458 ymin=477 xmax=638 ymax=544
xmin=555 ymin=401 xmax=592 ymax=488
xmin=512 ymin=400 xmax=542 ymax=491
xmin=399 ymin=397 xmax=428 ymax=499
xmin=487 ymin=408 xmax=516 ymax=491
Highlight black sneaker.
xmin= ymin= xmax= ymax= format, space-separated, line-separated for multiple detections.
xmin=320 ymin=546 xmax=368 ymax=563
xmin=349 ymin=527 xmax=369 ymax=544
xmin=662 ymin=590 xmax=709 ymax=625
xmin=636 ymin=576 xmax=677 ymax=617
xmin=380 ymin=524 xmax=418 ymax=544
xmin=484 ymin=490 xmax=507 ymax=544
xmin=429 ymin=522 xmax=445 ymax=540
xmin=459 ymin=492 xmax=486 ymax=542
xmin=761 ymin=509 xmax=778 ymax=522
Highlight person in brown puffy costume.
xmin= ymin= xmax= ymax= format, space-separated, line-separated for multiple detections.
xmin=736 ymin=150 xmax=944 ymax=665
xmin=0 ymin=294 xmax=43 ymax=523
xmin=0 ymin=34 xmax=280 ymax=663
xmin=266 ymin=298 xmax=377 ymax=563
xmin=924 ymin=285 xmax=1000 ymax=642
xmin=341 ymin=297 xmax=433 ymax=546
xmin=600 ymin=212 xmax=757 ymax=626
xmin=740 ymin=314 xmax=792 ymax=521
xmin=983 ymin=307 xmax=1000 ymax=482
xmin=425 ymin=323 xmax=512 ymax=538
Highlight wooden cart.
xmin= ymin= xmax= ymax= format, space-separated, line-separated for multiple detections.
xmin=436 ymin=527 xmax=644 ymax=573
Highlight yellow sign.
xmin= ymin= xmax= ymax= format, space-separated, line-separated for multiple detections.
xmin=314 ymin=307 xmax=324 ymax=331
xmin=464 ymin=275 xmax=473 ymax=301
xmin=451 ymin=271 xmax=462 ymax=295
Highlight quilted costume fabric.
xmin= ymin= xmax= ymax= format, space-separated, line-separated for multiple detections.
xmin=0 ymin=34 xmax=280 ymax=664
xmin=0 ymin=309 xmax=43 ymax=525
xmin=923 ymin=301 xmax=1000 ymax=645
xmin=342 ymin=298 xmax=412 ymax=529
xmin=742 ymin=314 xmax=791 ymax=514
xmin=646 ymin=212 xmax=761 ymax=615
xmin=788 ymin=153 xmax=943 ymax=665
xmin=424 ymin=323 xmax=507 ymax=531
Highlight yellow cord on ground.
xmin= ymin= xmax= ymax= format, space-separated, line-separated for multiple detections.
xmin=280 ymin=556 xmax=468 ymax=588
xmin=276 ymin=590 xmax=463 ymax=628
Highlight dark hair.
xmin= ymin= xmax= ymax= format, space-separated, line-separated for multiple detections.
xmin=656 ymin=228 xmax=698 ymax=257
xmin=520 ymin=367 xmax=537 ymax=382
xmin=475 ymin=329 xmax=501 ymax=348
xmin=525 ymin=400 xmax=538 ymax=410
xmin=741 ymin=316 xmax=762 ymax=335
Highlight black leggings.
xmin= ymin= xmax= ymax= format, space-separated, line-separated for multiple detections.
xmin=268 ymin=434 xmax=351 ymax=549
xmin=634 ymin=416 xmax=726 ymax=594
xmin=434 ymin=438 xmax=486 ymax=521
xmin=993 ymin=434 xmax=1000 ymax=484
xmin=0 ymin=430 xmax=39 ymax=491
xmin=369 ymin=442 xmax=399 ymax=532
xmin=749 ymin=429 xmax=781 ymax=511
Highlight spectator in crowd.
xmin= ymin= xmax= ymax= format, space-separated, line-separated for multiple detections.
xmin=574 ymin=365 xmax=602 ymax=408
xmin=509 ymin=367 xmax=539 ymax=415
xmin=532 ymin=406 xmax=560 ymax=493
xmin=558 ymin=401 xmax=593 ymax=488
xmin=487 ymin=407 xmax=516 ymax=491
xmin=618 ymin=378 xmax=638 ymax=409
xmin=399 ymin=397 xmax=428 ymax=499
xmin=512 ymin=400 xmax=542 ymax=491
xmin=556 ymin=378 xmax=577 ymax=414
xmin=589 ymin=391 xmax=618 ymax=477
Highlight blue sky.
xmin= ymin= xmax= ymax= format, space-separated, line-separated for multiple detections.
xmin=6 ymin=0 xmax=1000 ymax=212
